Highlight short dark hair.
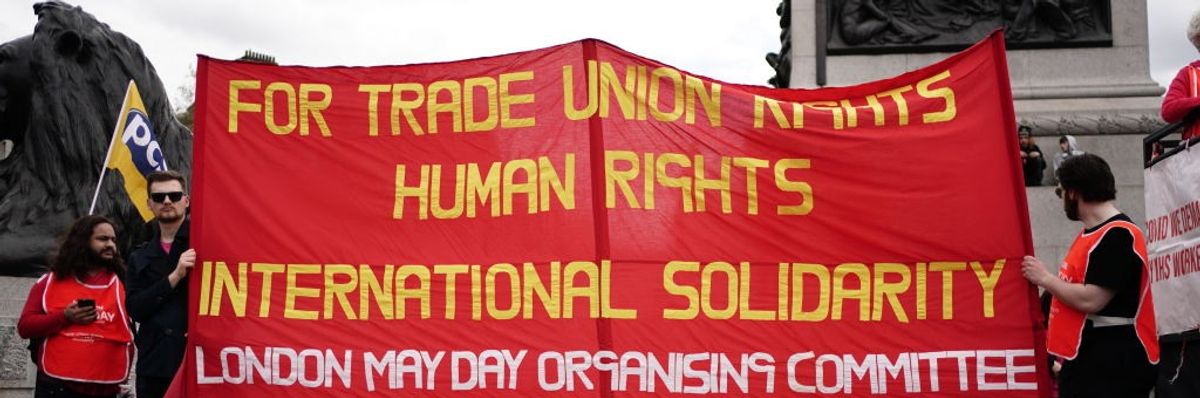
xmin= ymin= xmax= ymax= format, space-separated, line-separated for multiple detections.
xmin=1056 ymin=153 xmax=1116 ymax=202
xmin=1017 ymin=125 xmax=1031 ymax=137
xmin=146 ymin=170 xmax=187 ymax=195
xmin=51 ymin=215 xmax=125 ymax=279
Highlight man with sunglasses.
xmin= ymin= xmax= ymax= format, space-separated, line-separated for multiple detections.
xmin=125 ymin=170 xmax=195 ymax=398
xmin=1021 ymin=154 xmax=1158 ymax=397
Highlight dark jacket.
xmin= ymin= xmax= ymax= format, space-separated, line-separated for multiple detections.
xmin=125 ymin=220 xmax=189 ymax=379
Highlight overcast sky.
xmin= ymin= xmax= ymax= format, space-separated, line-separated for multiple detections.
xmin=0 ymin=0 xmax=1193 ymax=111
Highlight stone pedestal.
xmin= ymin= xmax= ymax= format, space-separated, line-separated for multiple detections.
xmin=788 ymin=0 xmax=1162 ymax=268
xmin=0 ymin=277 xmax=35 ymax=398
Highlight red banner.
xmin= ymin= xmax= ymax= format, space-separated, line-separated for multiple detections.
xmin=188 ymin=31 xmax=1047 ymax=396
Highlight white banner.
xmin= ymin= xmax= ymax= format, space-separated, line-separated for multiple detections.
xmin=1145 ymin=148 xmax=1200 ymax=336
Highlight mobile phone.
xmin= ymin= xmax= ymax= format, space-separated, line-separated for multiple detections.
xmin=77 ymin=298 xmax=95 ymax=308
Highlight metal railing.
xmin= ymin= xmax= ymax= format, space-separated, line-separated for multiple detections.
xmin=1144 ymin=121 xmax=1198 ymax=168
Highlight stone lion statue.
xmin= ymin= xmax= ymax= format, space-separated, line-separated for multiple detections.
xmin=0 ymin=1 xmax=192 ymax=276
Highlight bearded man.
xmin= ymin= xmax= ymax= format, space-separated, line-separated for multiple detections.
xmin=1021 ymin=153 xmax=1158 ymax=397
xmin=125 ymin=170 xmax=196 ymax=398
xmin=17 ymin=215 xmax=133 ymax=398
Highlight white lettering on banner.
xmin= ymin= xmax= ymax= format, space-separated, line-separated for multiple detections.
xmin=1146 ymin=148 xmax=1200 ymax=335
xmin=194 ymin=346 xmax=1036 ymax=393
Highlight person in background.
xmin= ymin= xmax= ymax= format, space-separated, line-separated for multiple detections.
xmin=1019 ymin=125 xmax=1046 ymax=186
xmin=1053 ymin=135 xmax=1084 ymax=177
xmin=1022 ymin=154 xmax=1158 ymax=397
xmin=17 ymin=215 xmax=133 ymax=398
xmin=1161 ymin=9 xmax=1200 ymax=141
xmin=125 ymin=170 xmax=194 ymax=398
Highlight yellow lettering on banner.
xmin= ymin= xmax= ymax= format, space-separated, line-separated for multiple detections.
xmin=792 ymin=263 xmax=831 ymax=322
xmin=209 ymin=261 xmax=247 ymax=317
xmin=427 ymin=80 xmax=462 ymax=134
xmin=865 ymin=95 xmax=886 ymax=126
xmin=253 ymin=263 xmax=284 ymax=318
xmin=297 ymin=84 xmax=332 ymax=136
xmin=284 ymin=264 xmax=320 ymax=320
xmin=466 ymin=162 xmax=502 ymax=218
xmin=563 ymin=261 xmax=599 ymax=318
xmin=523 ymin=262 xmax=561 ymax=319
xmin=394 ymin=165 xmax=430 ymax=220
xmin=358 ymin=84 xmax=390 ymax=136
xmin=831 ymin=263 xmax=870 ymax=321
xmin=599 ymin=63 xmax=637 ymax=119
xmin=777 ymin=263 xmax=790 ymax=320
xmin=600 ymin=260 xmax=636 ymax=319
xmin=605 ymin=151 xmax=641 ymax=209
xmin=871 ymin=263 xmax=911 ymax=323
xmin=656 ymin=153 xmax=694 ymax=212
xmin=391 ymin=83 xmax=426 ymax=135
xmin=917 ymin=70 xmax=956 ymax=124
xmin=323 ymin=264 xmax=358 ymax=320
xmin=649 ymin=67 xmax=684 ymax=122
xmin=876 ymin=85 xmax=913 ymax=126
xmin=434 ymin=265 xmax=467 ymax=319
xmin=228 ymin=80 xmax=262 ymax=133
xmin=539 ymin=155 xmax=575 ymax=212
xmin=970 ymin=260 xmax=1004 ymax=318
xmin=431 ymin=165 xmax=466 ymax=219
xmin=734 ymin=157 xmax=768 ymax=215
xmin=635 ymin=65 xmax=649 ymax=120
xmin=471 ymin=265 xmax=483 ymax=320
xmin=663 ymin=261 xmax=700 ymax=320
xmin=701 ymin=262 xmax=737 ymax=320
xmin=263 ymin=82 xmax=297 ymax=135
xmin=693 ymin=155 xmax=732 ymax=213
xmin=915 ymin=262 xmax=928 ymax=320
xmin=360 ymin=264 xmax=395 ymax=320
xmin=684 ymin=75 xmax=721 ymax=127
xmin=395 ymin=265 xmax=431 ymax=319
xmin=564 ymin=62 xmax=599 ymax=120
xmin=499 ymin=71 xmax=536 ymax=128
xmin=929 ymin=261 xmax=966 ymax=320
xmin=838 ymin=99 xmax=860 ymax=129
xmin=739 ymin=262 xmax=774 ymax=320
xmin=486 ymin=263 xmax=521 ymax=320
xmin=503 ymin=159 xmax=537 ymax=215
xmin=198 ymin=261 xmax=213 ymax=316
xmin=464 ymin=77 xmax=499 ymax=132
xmin=753 ymin=95 xmax=790 ymax=128
xmin=643 ymin=153 xmax=656 ymax=209
xmin=775 ymin=159 xmax=813 ymax=215
xmin=803 ymin=101 xmax=843 ymax=130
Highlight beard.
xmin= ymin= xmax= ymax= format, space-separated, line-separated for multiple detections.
xmin=88 ymin=247 xmax=119 ymax=268
xmin=1064 ymin=197 xmax=1080 ymax=221
xmin=156 ymin=209 xmax=184 ymax=223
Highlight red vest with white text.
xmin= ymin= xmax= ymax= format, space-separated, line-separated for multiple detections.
xmin=39 ymin=272 xmax=134 ymax=383
xmin=1046 ymin=221 xmax=1159 ymax=363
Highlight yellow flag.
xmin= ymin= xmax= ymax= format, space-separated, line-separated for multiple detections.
xmin=99 ymin=80 xmax=169 ymax=221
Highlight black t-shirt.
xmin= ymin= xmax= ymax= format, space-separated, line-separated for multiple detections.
xmin=1082 ymin=214 xmax=1142 ymax=318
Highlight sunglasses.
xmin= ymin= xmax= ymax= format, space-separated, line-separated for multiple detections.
xmin=150 ymin=191 xmax=185 ymax=203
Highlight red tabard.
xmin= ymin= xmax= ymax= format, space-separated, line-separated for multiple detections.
xmin=1046 ymin=221 xmax=1160 ymax=363
xmin=39 ymin=272 xmax=134 ymax=383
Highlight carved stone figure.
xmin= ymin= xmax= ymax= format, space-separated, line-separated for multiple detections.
xmin=828 ymin=0 xmax=1112 ymax=54
xmin=0 ymin=1 xmax=192 ymax=276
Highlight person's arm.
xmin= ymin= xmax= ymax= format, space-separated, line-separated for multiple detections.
xmin=1021 ymin=256 xmax=1115 ymax=313
xmin=1162 ymin=66 xmax=1200 ymax=123
xmin=17 ymin=277 xmax=96 ymax=338
xmin=17 ymin=277 xmax=65 ymax=338
xmin=1023 ymin=257 xmax=1116 ymax=313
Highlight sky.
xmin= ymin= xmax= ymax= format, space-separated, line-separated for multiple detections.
xmin=0 ymin=0 xmax=1193 ymax=111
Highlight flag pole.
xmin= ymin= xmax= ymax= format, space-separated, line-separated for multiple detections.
xmin=89 ymin=80 xmax=136 ymax=215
